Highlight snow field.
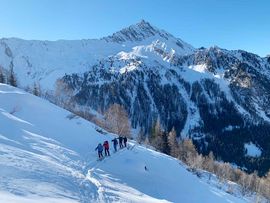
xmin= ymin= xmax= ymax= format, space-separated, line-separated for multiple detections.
xmin=0 ymin=84 xmax=248 ymax=202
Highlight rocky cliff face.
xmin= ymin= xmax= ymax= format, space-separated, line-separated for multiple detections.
xmin=0 ymin=20 xmax=269 ymax=175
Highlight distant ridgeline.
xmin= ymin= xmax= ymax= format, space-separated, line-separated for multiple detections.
xmin=0 ymin=20 xmax=270 ymax=175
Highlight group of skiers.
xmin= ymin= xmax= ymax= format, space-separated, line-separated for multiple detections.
xmin=95 ymin=136 xmax=128 ymax=159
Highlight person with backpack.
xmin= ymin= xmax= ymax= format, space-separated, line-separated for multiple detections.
xmin=111 ymin=138 xmax=118 ymax=152
xmin=95 ymin=143 xmax=103 ymax=159
xmin=118 ymin=136 xmax=123 ymax=149
xmin=123 ymin=136 xmax=127 ymax=147
xmin=103 ymin=140 xmax=110 ymax=156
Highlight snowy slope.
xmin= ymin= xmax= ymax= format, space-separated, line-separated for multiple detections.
xmin=0 ymin=83 xmax=248 ymax=203
xmin=0 ymin=20 xmax=194 ymax=90
xmin=2 ymin=20 xmax=270 ymax=176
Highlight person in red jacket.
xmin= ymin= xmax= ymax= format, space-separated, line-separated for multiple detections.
xmin=103 ymin=141 xmax=110 ymax=156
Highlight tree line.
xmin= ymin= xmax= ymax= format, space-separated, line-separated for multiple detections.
xmin=51 ymin=88 xmax=270 ymax=201
xmin=137 ymin=120 xmax=270 ymax=202
xmin=0 ymin=67 xmax=17 ymax=87
xmin=0 ymin=67 xmax=43 ymax=97
xmin=5 ymin=75 xmax=268 ymax=201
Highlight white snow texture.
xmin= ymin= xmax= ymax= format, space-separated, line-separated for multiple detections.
xmin=0 ymin=84 xmax=249 ymax=202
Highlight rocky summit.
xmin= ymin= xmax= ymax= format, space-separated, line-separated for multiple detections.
xmin=0 ymin=20 xmax=270 ymax=175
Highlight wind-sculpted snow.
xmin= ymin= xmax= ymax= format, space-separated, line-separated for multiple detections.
xmin=0 ymin=84 xmax=249 ymax=202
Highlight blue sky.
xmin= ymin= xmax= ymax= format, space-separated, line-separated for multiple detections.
xmin=0 ymin=0 xmax=269 ymax=56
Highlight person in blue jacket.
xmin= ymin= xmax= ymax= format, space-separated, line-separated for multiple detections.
xmin=95 ymin=143 xmax=103 ymax=159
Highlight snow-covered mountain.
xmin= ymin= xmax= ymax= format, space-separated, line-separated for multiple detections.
xmin=0 ymin=84 xmax=249 ymax=202
xmin=0 ymin=20 xmax=270 ymax=175
xmin=0 ymin=20 xmax=193 ymax=89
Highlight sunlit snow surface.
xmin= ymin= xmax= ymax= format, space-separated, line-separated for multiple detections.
xmin=0 ymin=84 xmax=249 ymax=202
xmin=0 ymin=30 xmax=193 ymax=90
xmin=244 ymin=142 xmax=262 ymax=157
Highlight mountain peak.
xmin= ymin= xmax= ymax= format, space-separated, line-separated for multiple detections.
xmin=135 ymin=19 xmax=156 ymax=31
xmin=103 ymin=20 xmax=172 ymax=43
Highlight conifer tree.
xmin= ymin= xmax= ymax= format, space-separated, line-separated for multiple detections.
xmin=33 ymin=82 xmax=40 ymax=96
xmin=0 ymin=69 xmax=5 ymax=83
xmin=9 ymin=67 xmax=17 ymax=87
xmin=150 ymin=119 xmax=166 ymax=152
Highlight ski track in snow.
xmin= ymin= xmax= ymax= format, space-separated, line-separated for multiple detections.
xmin=0 ymin=84 xmax=254 ymax=203
xmin=83 ymin=146 xmax=171 ymax=203
xmin=1 ymin=21 xmax=268 ymax=202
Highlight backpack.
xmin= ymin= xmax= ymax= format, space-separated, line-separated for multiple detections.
xmin=97 ymin=144 xmax=103 ymax=151
xmin=103 ymin=141 xmax=109 ymax=149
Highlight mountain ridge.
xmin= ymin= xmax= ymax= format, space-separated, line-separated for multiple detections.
xmin=0 ymin=20 xmax=270 ymax=175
